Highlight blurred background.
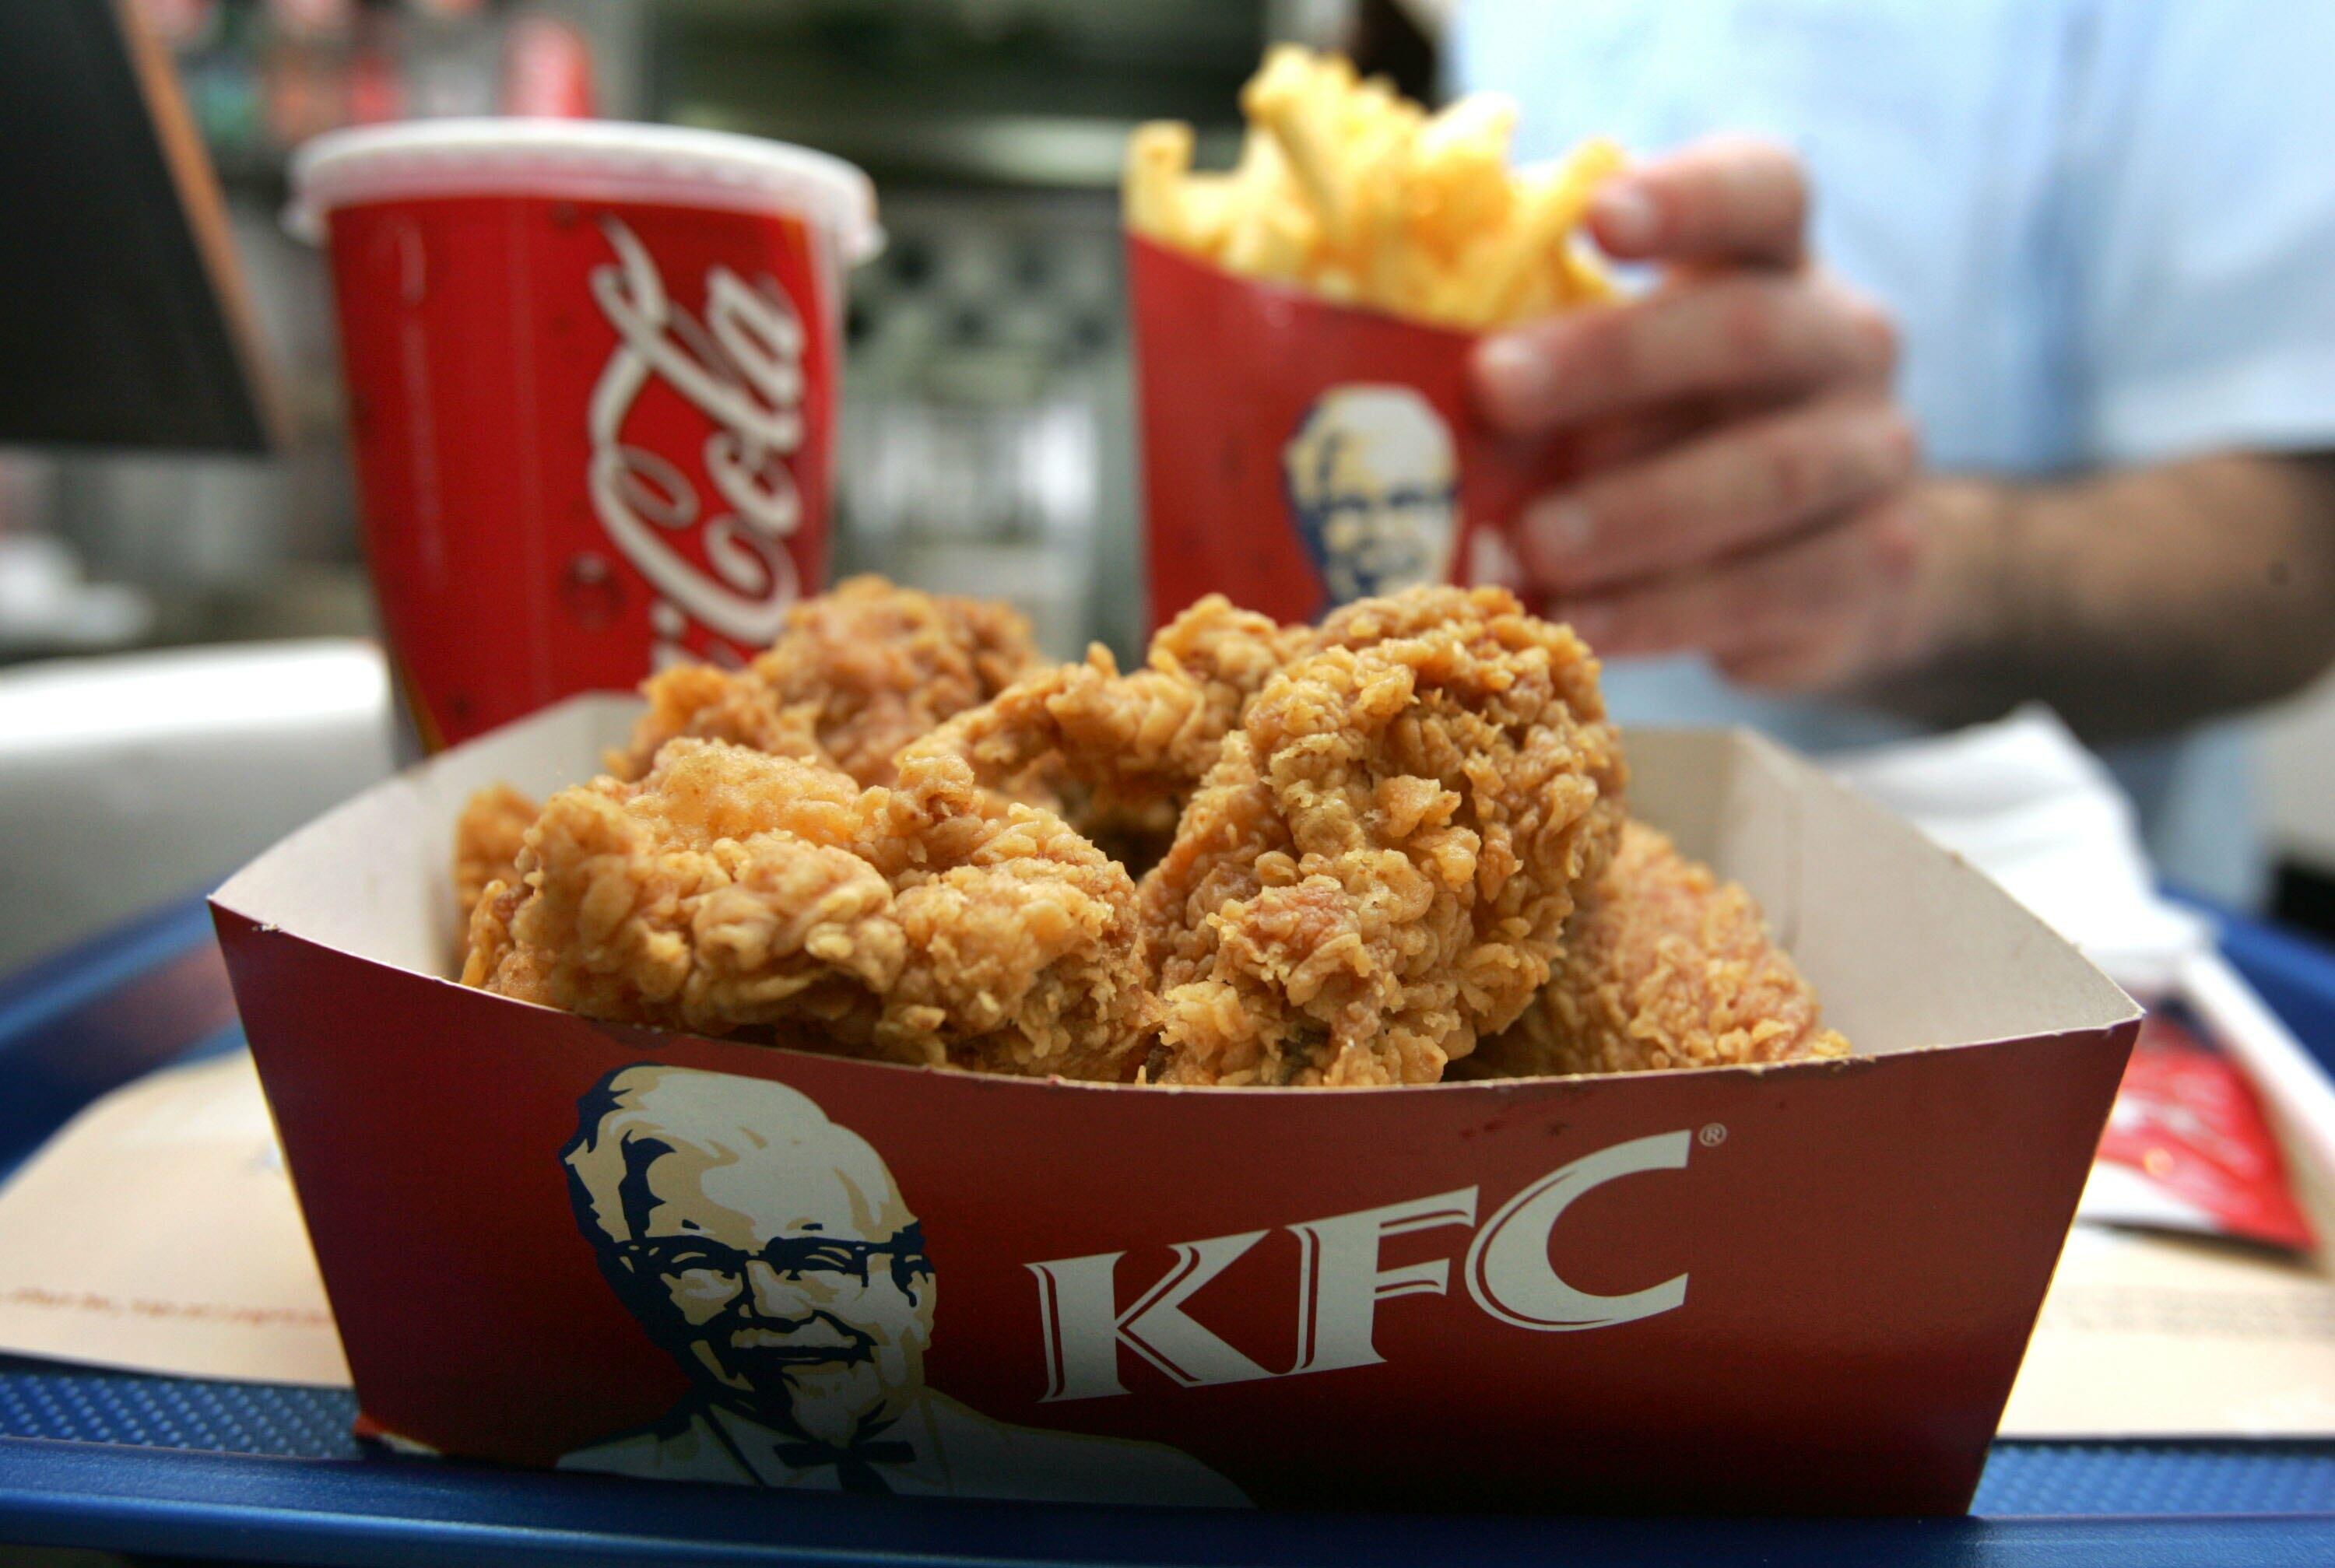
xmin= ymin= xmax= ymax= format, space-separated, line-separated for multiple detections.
xmin=2 ymin=0 xmax=2333 ymax=973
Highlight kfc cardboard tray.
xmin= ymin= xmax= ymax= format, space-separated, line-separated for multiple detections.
xmin=209 ymin=696 xmax=2139 ymax=1515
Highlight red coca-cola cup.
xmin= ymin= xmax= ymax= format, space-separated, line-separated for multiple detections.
xmin=1129 ymin=235 xmax=1571 ymax=631
xmin=292 ymin=121 xmax=881 ymax=748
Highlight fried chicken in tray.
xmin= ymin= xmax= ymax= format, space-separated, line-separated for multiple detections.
xmin=609 ymin=574 xmax=1047 ymax=788
xmin=901 ymin=594 xmax=1304 ymax=874
xmin=463 ymin=739 xmax=1153 ymax=1079
xmin=1139 ymin=593 xmax=1627 ymax=1086
xmin=458 ymin=575 xmax=1849 ymax=1086
xmin=453 ymin=782 xmax=536 ymax=924
xmin=453 ymin=576 xmax=1045 ymax=927
xmin=1462 ymin=821 xmax=1849 ymax=1079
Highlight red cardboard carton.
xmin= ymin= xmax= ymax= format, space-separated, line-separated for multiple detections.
xmin=1129 ymin=235 xmax=1566 ymax=630
xmin=209 ymin=696 xmax=2137 ymax=1514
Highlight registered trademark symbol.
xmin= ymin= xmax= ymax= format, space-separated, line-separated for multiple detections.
xmin=1698 ymin=1123 xmax=1727 ymax=1148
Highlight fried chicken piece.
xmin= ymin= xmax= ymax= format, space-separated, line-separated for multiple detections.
xmin=1305 ymin=583 xmax=1532 ymax=653
xmin=462 ymin=738 xmax=1153 ymax=1079
xmin=901 ymin=596 xmax=1300 ymax=805
xmin=462 ymin=875 xmax=551 ymax=1006
xmin=1094 ymin=590 xmax=1603 ymax=892
xmin=609 ymin=575 xmax=1045 ymax=786
xmin=1152 ymin=593 xmax=1313 ymax=712
xmin=897 ymin=595 xmax=1304 ymax=873
xmin=453 ymin=783 xmax=537 ymax=923
xmin=1466 ymin=822 xmax=1851 ymax=1078
xmin=1140 ymin=587 xmax=1626 ymax=1087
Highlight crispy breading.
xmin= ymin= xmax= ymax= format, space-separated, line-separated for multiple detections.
xmin=897 ymin=595 xmax=1304 ymax=875
xmin=1306 ymin=582 xmax=1536 ymax=653
xmin=901 ymin=595 xmax=1301 ymax=805
xmin=1466 ymin=822 xmax=1849 ymax=1078
xmin=462 ymin=738 xmax=1153 ymax=1079
xmin=461 ymin=875 xmax=551 ymax=1006
xmin=609 ymin=575 xmax=1045 ymax=787
xmin=1150 ymin=593 xmax=1314 ymax=711
xmin=456 ymin=579 xmax=1856 ymax=1090
xmin=896 ymin=647 xmax=1233 ymax=826
xmin=1139 ymin=587 xmax=1626 ymax=1086
xmin=452 ymin=783 xmax=537 ymax=924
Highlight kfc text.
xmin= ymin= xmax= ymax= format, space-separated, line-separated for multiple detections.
xmin=1029 ymin=1129 xmax=1693 ymax=1401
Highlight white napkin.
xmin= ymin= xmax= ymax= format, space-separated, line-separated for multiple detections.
xmin=1827 ymin=706 xmax=2211 ymax=994
xmin=1830 ymin=706 xmax=2335 ymax=1184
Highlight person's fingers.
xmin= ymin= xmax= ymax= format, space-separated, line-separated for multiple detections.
xmin=1517 ymin=393 xmax=1919 ymax=593
xmin=1553 ymin=498 xmax=1924 ymax=692
xmin=1473 ymin=272 xmax=1896 ymax=434
xmin=1564 ymin=385 xmax=1807 ymax=475
xmin=1559 ymin=398 xmax=1729 ymax=476
xmin=1716 ymin=504 xmax=1926 ymax=691
xmin=1589 ymin=134 xmax=1809 ymax=266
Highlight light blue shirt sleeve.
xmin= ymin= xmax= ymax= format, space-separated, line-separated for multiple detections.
xmin=1451 ymin=0 xmax=2335 ymax=469
xmin=2074 ymin=4 xmax=2335 ymax=464
xmin=1443 ymin=0 xmax=2323 ymax=902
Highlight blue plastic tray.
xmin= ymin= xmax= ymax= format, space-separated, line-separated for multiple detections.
xmin=3 ymin=896 xmax=2334 ymax=1566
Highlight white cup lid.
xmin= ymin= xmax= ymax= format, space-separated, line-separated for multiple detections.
xmin=287 ymin=118 xmax=882 ymax=262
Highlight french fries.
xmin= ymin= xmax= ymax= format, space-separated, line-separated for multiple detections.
xmin=1126 ymin=44 xmax=1623 ymax=331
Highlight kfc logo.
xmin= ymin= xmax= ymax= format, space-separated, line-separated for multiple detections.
xmin=557 ymin=1065 xmax=1245 ymax=1503
xmin=1283 ymin=384 xmax=1460 ymax=609
xmin=587 ymin=218 xmax=811 ymax=668
xmin=1031 ymin=1131 xmax=1693 ymax=1402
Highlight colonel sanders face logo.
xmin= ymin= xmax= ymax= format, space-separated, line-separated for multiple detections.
xmin=1283 ymin=384 xmax=1459 ymax=609
xmin=564 ymin=1067 xmax=933 ymax=1450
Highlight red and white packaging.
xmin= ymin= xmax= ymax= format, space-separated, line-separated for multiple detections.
xmin=291 ymin=121 xmax=881 ymax=748
xmin=2081 ymin=1007 xmax=2317 ymax=1253
xmin=1129 ymin=236 xmax=1564 ymax=630
xmin=210 ymin=701 xmax=2139 ymax=1514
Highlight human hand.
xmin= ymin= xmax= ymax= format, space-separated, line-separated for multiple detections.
xmin=1471 ymin=136 xmax=1932 ymax=692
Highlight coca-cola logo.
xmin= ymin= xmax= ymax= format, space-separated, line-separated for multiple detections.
xmin=587 ymin=216 xmax=809 ymax=668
